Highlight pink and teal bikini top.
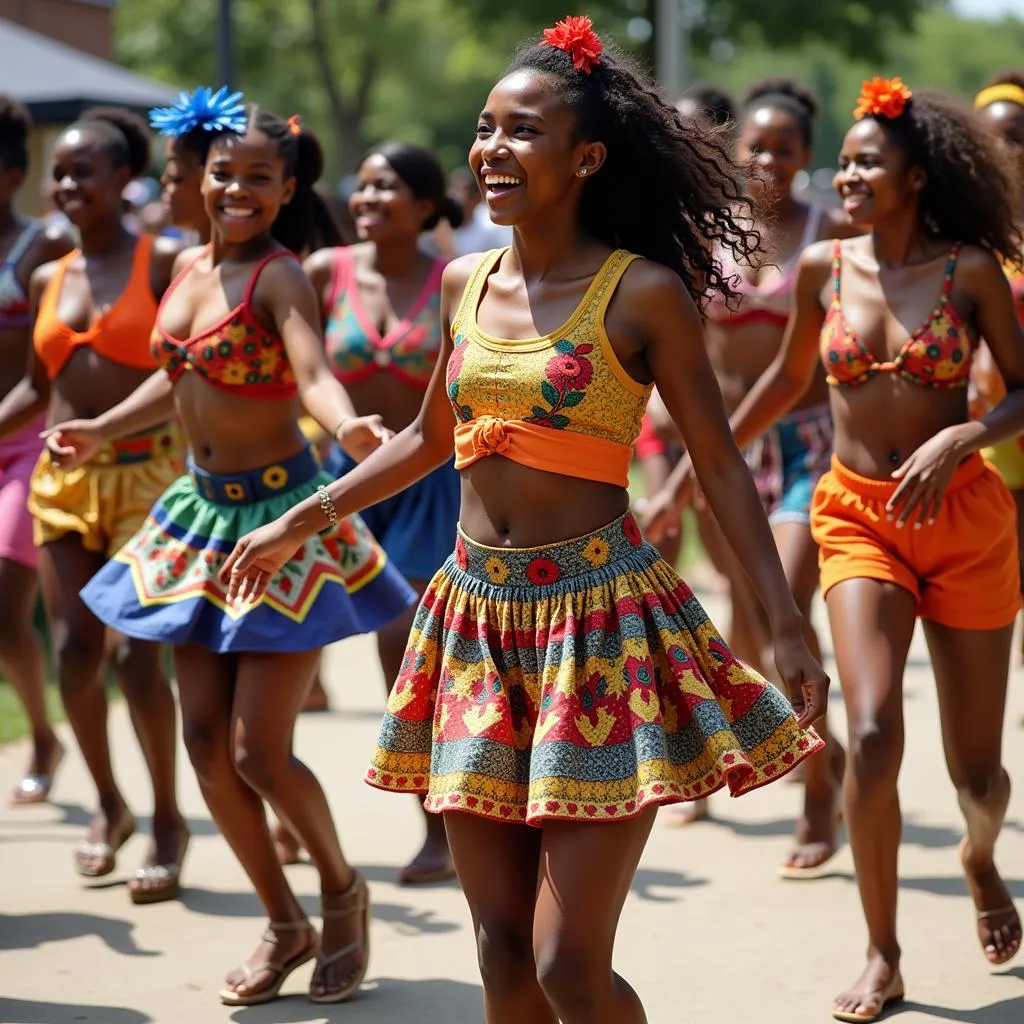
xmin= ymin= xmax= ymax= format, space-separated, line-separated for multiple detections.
xmin=0 ymin=221 xmax=43 ymax=329
xmin=324 ymin=247 xmax=446 ymax=390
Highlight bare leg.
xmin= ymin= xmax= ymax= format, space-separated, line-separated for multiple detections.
xmin=0 ymin=557 xmax=62 ymax=802
xmin=378 ymin=581 xmax=454 ymax=884
xmin=924 ymin=620 xmax=1021 ymax=964
xmin=772 ymin=520 xmax=845 ymax=876
xmin=105 ymin=632 xmax=186 ymax=897
xmin=38 ymin=540 xmax=134 ymax=873
xmin=175 ymin=645 xmax=314 ymax=1002
xmin=444 ymin=813 xmax=554 ymax=1023
xmin=639 ymin=453 xmax=682 ymax=567
xmin=1011 ymin=489 xmax=1024 ymax=667
xmin=232 ymin=649 xmax=365 ymax=998
xmin=534 ymin=810 xmax=657 ymax=1023
xmin=827 ymin=579 xmax=915 ymax=1021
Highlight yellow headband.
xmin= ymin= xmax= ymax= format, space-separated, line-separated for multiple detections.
xmin=975 ymin=84 xmax=1024 ymax=110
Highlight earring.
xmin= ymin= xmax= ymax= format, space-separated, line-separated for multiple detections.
xmin=578 ymin=167 xmax=588 ymax=177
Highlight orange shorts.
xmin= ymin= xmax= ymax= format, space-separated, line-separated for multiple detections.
xmin=811 ymin=453 xmax=1020 ymax=630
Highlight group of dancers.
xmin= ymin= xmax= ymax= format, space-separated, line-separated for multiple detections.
xmin=0 ymin=13 xmax=1022 ymax=1022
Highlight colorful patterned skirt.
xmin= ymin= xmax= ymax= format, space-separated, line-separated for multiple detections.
xmin=366 ymin=511 xmax=822 ymax=825
xmin=80 ymin=447 xmax=416 ymax=653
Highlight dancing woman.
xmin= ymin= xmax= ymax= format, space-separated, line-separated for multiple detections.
xmin=223 ymin=19 xmax=827 ymax=1024
xmin=298 ymin=141 xmax=463 ymax=883
xmin=0 ymin=106 xmax=188 ymax=901
xmin=0 ymin=96 xmax=73 ymax=806
xmin=45 ymin=93 xmax=414 ymax=1005
xmin=700 ymin=78 xmax=1023 ymax=1020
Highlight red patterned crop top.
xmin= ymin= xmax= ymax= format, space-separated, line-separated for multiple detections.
xmin=820 ymin=241 xmax=974 ymax=389
xmin=324 ymin=247 xmax=446 ymax=390
xmin=152 ymin=248 xmax=298 ymax=400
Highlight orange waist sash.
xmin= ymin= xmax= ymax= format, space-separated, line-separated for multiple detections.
xmin=454 ymin=416 xmax=631 ymax=487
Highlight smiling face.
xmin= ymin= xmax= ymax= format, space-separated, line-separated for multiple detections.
xmin=50 ymin=127 xmax=128 ymax=230
xmin=736 ymin=106 xmax=809 ymax=206
xmin=348 ymin=153 xmax=434 ymax=243
xmin=468 ymin=69 xmax=605 ymax=226
xmin=203 ymin=126 xmax=294 ymax=244
xmin=161 ymin=138 xmax=207 ymax=232
xmin=834 ymin=118 xmax=924 ymax=228
xmin=981 ymin=100 xmax=1024 ymax=183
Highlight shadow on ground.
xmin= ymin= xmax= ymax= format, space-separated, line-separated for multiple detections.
xmin=0 ymin=997 xmax=152 ymax=1023
xmin=0 ymin=911 xmax=157 ymax=956
xmin=228 ymin=977 xmax=482 ymax=1024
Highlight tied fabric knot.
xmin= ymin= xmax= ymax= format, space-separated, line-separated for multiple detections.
xmin=471 ymin=416 xmax=511 ymax=458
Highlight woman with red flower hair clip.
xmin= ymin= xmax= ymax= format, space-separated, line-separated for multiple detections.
xmin=667 ymin=77 xmax=1024 ymax=1020
xmin=222 ymin=17 xmax=827 ymax=1022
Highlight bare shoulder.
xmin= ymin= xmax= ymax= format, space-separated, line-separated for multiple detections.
xmin=169 ymin=243 xmax=206 ymax=278
xmin=302 ymin=245 xmax=338 ymax=282
xmin=442 ymin=251 xmax=486 ymax=297
xmin=255 ymin=248 xmax=317 ymax=309
xmin=818 ymin=206 xmax=861 ymax=241
xmin=955 ymin=243 xmax=1004 ymax=285
xmin=37 ymin=223 xmax=75 ymax=263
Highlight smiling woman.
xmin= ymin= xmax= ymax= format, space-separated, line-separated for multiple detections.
xmin=40 ymin=91 xmax=416 ymax=1008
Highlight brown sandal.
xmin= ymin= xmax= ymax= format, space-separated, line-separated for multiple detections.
xmin=309 ymin=871 xmax=370 ymax=1004
xmin=75 ymin=812 xmax=136 ymax=878
xmin=218 ymin=920 xmax=318 ymax=1006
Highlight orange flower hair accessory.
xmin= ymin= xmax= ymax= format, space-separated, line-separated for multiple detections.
xmin=541 ymin=14 xmax=603 ymax=74
xmin=854 ymin=77 xmax=912 ymax=121
xmin=287 ymin=114 xmax=302 ymax=137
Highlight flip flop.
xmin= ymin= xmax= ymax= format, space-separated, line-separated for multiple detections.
xmin=218 ymin=920 xmax=318 ymax=1006
xmin=309 ymin=872 xmax=370 ymax=1004
xmin=129 ymin=828 xmax=190 ymax=905
xmin=9 ymin=741 xmax=65 ymax=806
xmin=662 ymin=800 xmax=710 ymax=828
xmin=960 ymin=837 xmax=1022 ymax=965
xmin=831 ymin=971 xmax=904 ymax=1023
xmin=75 ymin=812 xmax=137 ymax=878
xmin=777 ymin=840 xmax=841 ymax=880
xmin=397 ymin=862 xmax=457 ymax=886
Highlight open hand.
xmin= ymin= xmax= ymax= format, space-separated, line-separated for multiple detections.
xmin=337 ymin=415 xmax=393 ymax=462
xmin=220 ymin=517 xmax=306 ymax=606
xmin=886 ymin=426 xmax=966 ymax=529
xmin=41 ymin=420 xmax=104 ymax=471
xmin=772 ymin=629 xmax=829 ymax=730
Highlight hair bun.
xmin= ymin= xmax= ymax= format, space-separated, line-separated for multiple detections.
xmin=439 ymin=195 xmax=465 ymax=230
xmin=293 ymin=129 xmax=325 ymax=187
xmin=987 ymin=70 xmax=1024 ymax=92
xmin=80 ymin=105 xmax=151 ymax=178
xmin=744 ymin=77 xmax=819 ymax=121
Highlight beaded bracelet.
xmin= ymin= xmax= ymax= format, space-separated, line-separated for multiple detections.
xmin=316 ymin=484 xmax=338 ymax=527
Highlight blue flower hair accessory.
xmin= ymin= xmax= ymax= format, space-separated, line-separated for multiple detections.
xmin=149 ymin=86 xmax=247 ymax=138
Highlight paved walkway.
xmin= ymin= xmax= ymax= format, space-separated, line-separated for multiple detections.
xmin=1 ymin=587 xmax=1023 ymax=1024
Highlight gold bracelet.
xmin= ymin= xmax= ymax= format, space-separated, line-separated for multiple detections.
xmin=316 ymin=484 xmax=338 ymax=527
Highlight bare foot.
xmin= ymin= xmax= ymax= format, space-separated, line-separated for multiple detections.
xmin=831 ymin=952 xmax=904 ymax=1023
xmin=779 ymin=744 xmax=845 ymax=879
xmin=662 ymin=799 xmax=710 ymax=827
xmin=398 ymin=833 xmax=456 ymax=885
xmin=272 ymin=822 xmax=304 ymax=865
xmin=220 ymin=920 xmax=317 ymax=1005
xmin=129 ymin=817 xmax=189 ymax=903
xmin=302 ymin=675 xmax=331 ymax=713
xmin=75 ymin=803 xmax=136 ymax=877
xmin=310 ymin=873 xmax=370 ymax=1003
xmin=960 ymin=837 xmax=1022 ymax=965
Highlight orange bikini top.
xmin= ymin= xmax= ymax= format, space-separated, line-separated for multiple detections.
xmin=447 ymin=247 xmax=652 ymax=488
xmin=152 ymin=248 xmax=298 ymax=400
xmin=820 ymin=241 xmax=973 ymax=389
xmin=33 ymin=234 xmax=158 ymax=380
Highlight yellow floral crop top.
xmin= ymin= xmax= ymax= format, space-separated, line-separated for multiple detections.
xmin=446 ymin=247 xmax=652 ymax=487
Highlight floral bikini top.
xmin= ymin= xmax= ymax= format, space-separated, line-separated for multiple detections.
xmin=324 ymin=247 xmax=446 ymax=390
xmin=152 ymin=247 xmax=297 ymax=399
xmin=447 ymin=247 xmax=652 ymax=488
xmin=820 ymin=240 xmax=973 ymax=389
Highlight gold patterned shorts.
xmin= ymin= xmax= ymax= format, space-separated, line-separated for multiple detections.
xmin=29 ymin=422 xmax=185 ymax=557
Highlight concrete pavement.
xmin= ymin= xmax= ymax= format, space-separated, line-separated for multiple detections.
xmin=1 ymin=586 xmax=1023 ymax=1024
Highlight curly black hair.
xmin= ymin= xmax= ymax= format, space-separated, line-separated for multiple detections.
xmin=862 ymin=89 xmax=1021 ymax=262
xmin=743 ymin=77 xmax=819 ymax=148
xmin=209 ymin=106 xmax=343 ymax=256
xmin=679 ymin=81 xmax=735 ymax=130
xmin=0 ymin=94 xmax=31 ymax=173
xmin=74 ymin=106 xmax=152 ymax=178
xmin=504 ymin=35 xmax=757 ymax=311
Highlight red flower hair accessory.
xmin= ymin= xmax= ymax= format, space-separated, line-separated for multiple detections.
xmin=854 ymin=77 xmax=912 ymax=121
xmin=541 ymin=14 xmax=603 ymax=74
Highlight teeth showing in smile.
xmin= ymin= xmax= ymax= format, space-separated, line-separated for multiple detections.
xmin=484 ymin=175 xmax=522 ymax=187
xmin=223 ymin=206 xmax=256 ymax=217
